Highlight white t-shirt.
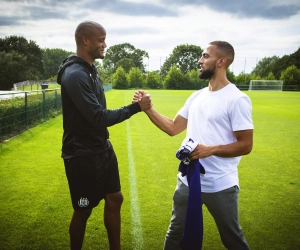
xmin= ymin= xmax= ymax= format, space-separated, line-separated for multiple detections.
xmin=177 ymin=83 xmax=254 ymax=192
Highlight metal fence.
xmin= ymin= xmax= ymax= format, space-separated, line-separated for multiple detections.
xmin=0 ymin=85 xmax=112 ymax=142
xmin=12 ymin=80 xmax=57 ymax=91
xmin=0 ymin=88 xmax=62 ymax=141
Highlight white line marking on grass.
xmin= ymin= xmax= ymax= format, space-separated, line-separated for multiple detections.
xmin=126 ymin=119 xmax=144 ymax=249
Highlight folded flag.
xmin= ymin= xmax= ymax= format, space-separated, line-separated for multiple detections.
xmin=176 ymin=138 xmax=204 ymax=250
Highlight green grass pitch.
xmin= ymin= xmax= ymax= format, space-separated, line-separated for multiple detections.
xmin=0 ymin=90 xmax=299 ymax=249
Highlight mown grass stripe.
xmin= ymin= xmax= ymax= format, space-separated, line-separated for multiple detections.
xmin=125 ymin=94 xmax=143 ymax=249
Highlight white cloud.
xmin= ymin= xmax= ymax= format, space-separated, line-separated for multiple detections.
xmin=0 ymin=0 xmax=299 ymax=75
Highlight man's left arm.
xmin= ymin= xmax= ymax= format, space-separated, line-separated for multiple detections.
xmin=189 ymin=129 xmax=253 ymax=160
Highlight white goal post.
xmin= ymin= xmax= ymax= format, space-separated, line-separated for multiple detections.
xmin=248 ymin=80 xmax=283 ymax=91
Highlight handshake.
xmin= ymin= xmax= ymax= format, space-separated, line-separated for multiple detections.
xmin=132 ymin=90 xmax=153 ymax=112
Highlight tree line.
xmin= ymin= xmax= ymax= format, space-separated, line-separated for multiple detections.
xmin=0 ymin=36 xmax=299 ymax=90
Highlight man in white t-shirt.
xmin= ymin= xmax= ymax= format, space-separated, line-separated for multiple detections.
xmin=134 ymin=41 xmax=253 ymax=249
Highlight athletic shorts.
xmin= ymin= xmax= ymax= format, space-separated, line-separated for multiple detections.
xmin=64 ymin=148 xmax=120 ymax=210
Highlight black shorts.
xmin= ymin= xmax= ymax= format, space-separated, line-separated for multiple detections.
xmin=64 ymin=148 xmax=120 ymax=210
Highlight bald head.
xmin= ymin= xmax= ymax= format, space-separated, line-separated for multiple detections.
xmin=209 ymin=41 xmax=235 ymax=69
xmin=75 ymin=21 xmax=105 ymax=46
xmin=74 ymin=21 xmax=107 ymax=64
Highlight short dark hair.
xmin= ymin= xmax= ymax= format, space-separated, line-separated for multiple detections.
xmin=209 ymin=41 xmax=235 ymax=68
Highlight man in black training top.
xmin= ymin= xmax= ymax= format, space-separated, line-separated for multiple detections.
xmin=57 ymin=21 xmax=152 ymax=250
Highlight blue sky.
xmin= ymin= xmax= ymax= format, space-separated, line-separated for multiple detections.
xmin=1 ymin=0 xmax=300 ymax=75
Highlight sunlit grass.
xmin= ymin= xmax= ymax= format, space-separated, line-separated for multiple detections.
xmin=0 ymin=90 xmax=299 ymax=249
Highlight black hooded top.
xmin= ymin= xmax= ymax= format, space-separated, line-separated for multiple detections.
xmin=57 ymin=55 xmax=141 ymax=158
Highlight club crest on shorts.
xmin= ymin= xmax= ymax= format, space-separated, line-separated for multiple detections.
xmin=78 ymin=197 xmax=89 ymax=207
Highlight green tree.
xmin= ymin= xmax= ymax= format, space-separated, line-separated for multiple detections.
xmin=164 ymin=66 xmax=186 ymax=90
xmin=102 ymin=43 xmax=148 ymax=74
xmin=289 ymin=48 xmax=300 ymax=69
xmin=0 ymin=36 xmax=44 ymax=81
xmin=127 ymin=67 xmax=144 ymax=88
xmin=235 ymin=71 xmax=252 ymax=89
xmin=265 ymin=72 xmax=276 ymax=80
xmin=112 ymin=66 xmax=128 ymax=89
xmin=146 ymin=71 xmax=163 ymax=89
xmin=42 ymin=48 xmax=74 ymax=79
xmin=226 ymin=69 xmax=235 ymax=83
xmin=272 ymin=48 xmax=300 ymax=79
xmin=280 ymin=65 xmax=300 ymax=89
xmin=251 ymin=56 xmax=279 ymax=79
xmin=0 ymin=51 xmax=29 ymax=90
xmin=115 ymin=58 xmax=135 ymax=73
xmin=160 ymin=44 xmax=203 ymax=79
xmin=251 ymin=48 xmax=300 ymax=80
xmin=97 ymin=63 xmax=112 ymax=85
xmin=250 ymin=73 xmax=262 ymax=80
xmin=272 ymin=55 xmax=289 ymax=79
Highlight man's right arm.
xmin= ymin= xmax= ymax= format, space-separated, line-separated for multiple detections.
xmin=64 ymin=70 xmax=151 ymax=128
xmin=144 ymin=107 xmax=187 ymax=136
xmin=133 ymin=90 xmax=187 ymax=136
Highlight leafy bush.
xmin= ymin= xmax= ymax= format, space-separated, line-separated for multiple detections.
xmin=0 ymin=90 xmax=61 ymax=141
xmin=146 ymin=71 xmax=163 ymax=89
xmin=164 ymin=66 xmax=186 ymax=89
xmin=112 ymin=66 xmax=128 ymax=89
xmin=280 ymin=65 xmax=300 ymax=87
xmin=128 ymin=67 xmax=144 ymax=88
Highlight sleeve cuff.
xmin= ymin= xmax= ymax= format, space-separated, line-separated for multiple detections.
xmin=127 ymin=102 xmax=141 ymax=115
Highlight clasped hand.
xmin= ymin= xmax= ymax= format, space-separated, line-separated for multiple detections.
xmin=132 ymin=90 xmax=152 ymax=111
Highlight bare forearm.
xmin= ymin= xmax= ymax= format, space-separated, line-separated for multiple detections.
xmin=189 ymin=130 xmax=253 ymax=160
xmin=133 ymin=90 xmax=185 ymax=135
xmin=190 ymin=142 xmax=252 ymax=160
xmin=208 ymin=141 xmax=252 ymax=157
xmin=145 ymin=108 xmax=177 ymax=136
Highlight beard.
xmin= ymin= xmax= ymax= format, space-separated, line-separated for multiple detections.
xmin=198 ymin=64 xmax=216 ymax=80
xmin=90 ymin=47 xmax=105 ymax=60
xmin=95 ymin=51 xmax=104 ymax=60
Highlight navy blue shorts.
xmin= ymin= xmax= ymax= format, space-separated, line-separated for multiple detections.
xmin=64 ymin=148 xmax=120 ymax=210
